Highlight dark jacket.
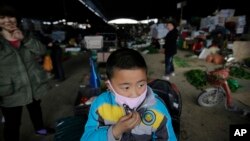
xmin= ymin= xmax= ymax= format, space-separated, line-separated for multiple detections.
xmin=163 ymin=28 xmax=178 ymax=56
xmin=0 ymin=36 xmax=49 ymax=107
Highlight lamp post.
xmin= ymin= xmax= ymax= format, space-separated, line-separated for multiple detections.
xmin=177 ymin=1 xmax=187 ymax=25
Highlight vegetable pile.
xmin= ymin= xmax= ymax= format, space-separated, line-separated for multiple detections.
xmin=229 ymin=66 xmax=250 ymax=79
xmin=174 ymin=56 xmax=190 ymax=68
xmin=185 ymin=69 xmax=207 ymax=89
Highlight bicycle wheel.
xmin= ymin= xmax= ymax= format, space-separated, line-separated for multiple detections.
xmin=197 ymin=87 xmax=225 ymax=107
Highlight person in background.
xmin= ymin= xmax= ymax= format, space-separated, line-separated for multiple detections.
xmin=0 ymin=5 xmax=52 ymax=141
xmin=162 ymin=20 xmax=179 ymax=80
xmin=50 ymin=28 xmax=66 ymax=82
xmin=81 ymin=48 xmax=176 ymax=141
xmin=150 ymin=19 xmax=168 ymax=49
xmin=49 ymin=40 xmax=65 ymax=82
xmin=149 ymin=21 xmax=160 ymax=49
xmin=192 ymin=38 xmax=205 ymax=55
xmin=211 ymin=31 xmax=225 ymax=49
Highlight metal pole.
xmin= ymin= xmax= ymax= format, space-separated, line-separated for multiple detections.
xmin=180 ymin=6 xmax=183 ymax=25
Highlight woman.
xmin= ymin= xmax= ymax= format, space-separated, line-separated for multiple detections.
xmin=0 ymin=5 xmax=51 ymax=141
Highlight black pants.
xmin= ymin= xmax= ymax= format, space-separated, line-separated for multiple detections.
xmin=51 ymin=47 xmax=65 ymax=81
xmin=1 ymin=100 xmax=44 ymax=141
xmin=152 ymin=38 xmax=160 ymax=49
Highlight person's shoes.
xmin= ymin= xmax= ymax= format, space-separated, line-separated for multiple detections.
xmin=171 ymin=73 xmax=175 ymax=76
xmin=35 ymin=129 xmax=47 ymax=136
xmin=162 ymin=75 xmax=170 ymax=80
xmin=35 ymin=127 xmax=55 ymax=136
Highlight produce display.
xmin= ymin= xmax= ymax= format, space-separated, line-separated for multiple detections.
xmin=229 ymin=66 xmax=250 ymax=79
xmin=184 ymin=69 xmax=207 ymax=89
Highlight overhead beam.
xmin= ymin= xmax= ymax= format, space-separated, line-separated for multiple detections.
xmin=78 ymin=0 xmax=108 ymax=23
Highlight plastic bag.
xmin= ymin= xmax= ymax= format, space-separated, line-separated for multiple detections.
xmin=43 ymin=55 xmax=53 ymax=72
xmin=227 ymin=78 xmax=240 ymax=92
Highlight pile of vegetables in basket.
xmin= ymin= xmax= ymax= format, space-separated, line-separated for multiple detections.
xmin=185 ymin=68 xmax=242 ymax=92
xmin=184 ymin=69 xmax=207 ymax=89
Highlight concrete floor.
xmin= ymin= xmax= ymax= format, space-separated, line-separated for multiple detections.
xmin=144 ymin=50 xmax=250 ymax=141
xmin=1 ymin=49 xmax=250 ymax=141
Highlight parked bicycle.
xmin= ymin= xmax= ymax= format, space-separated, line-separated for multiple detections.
xmin=197 ymin=65 xmax=234 ymax=109
xmin=197 ymin=56 xmax=248 ymax=112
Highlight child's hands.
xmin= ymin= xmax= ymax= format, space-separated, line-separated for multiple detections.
xmin=1 ymin=27 xmax=23 ymax=41
xmin=112 ymin=111 xmax=141 ymax=139
xmin=12 ymin=29 xmax=24 ymax=40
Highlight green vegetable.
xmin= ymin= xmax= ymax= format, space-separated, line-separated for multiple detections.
xmin=185 ymin=69 xmax=207 ymax=89
xmin=229 ymin=66 xmax=250 ymax=79
xmin=227 ymin=78 xmax=241 ymax=92
xmin=142 ymin=46 xmax=159 ymax=54
xmin=174 ymin=56 xmax=190 ymax=68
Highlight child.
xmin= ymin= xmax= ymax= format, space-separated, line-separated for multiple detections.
xmin=81 ymin=48 xmax=177 ymax=141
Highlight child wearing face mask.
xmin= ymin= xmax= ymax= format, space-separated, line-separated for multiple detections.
xmin=81 ymin=48 xmax=176 ymax=141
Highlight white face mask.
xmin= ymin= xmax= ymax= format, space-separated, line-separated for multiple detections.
xmin=107 ymin=81 xmax=147 ymax=109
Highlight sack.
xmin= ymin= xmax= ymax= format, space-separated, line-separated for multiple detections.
xmin=43 ymin=55 xmax=53 ymax=72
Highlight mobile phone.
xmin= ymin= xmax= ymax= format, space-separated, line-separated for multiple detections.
xmin=123 ymin=104 xmax=134 ymax=115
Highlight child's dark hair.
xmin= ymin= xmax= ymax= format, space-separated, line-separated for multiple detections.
xmin=106 ymin=48 xmax=147 ymax=79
